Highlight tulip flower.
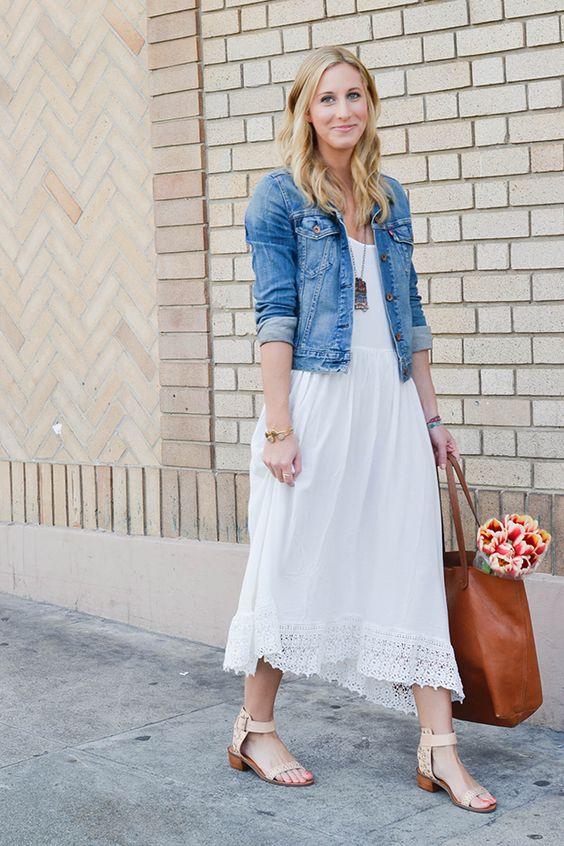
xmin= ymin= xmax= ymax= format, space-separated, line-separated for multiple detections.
xmin=474 ymin=514 xmax=552 ymax=580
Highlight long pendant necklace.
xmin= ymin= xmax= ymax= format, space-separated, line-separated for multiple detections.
xmin=351 ymin=223 xmax=369 ymax=310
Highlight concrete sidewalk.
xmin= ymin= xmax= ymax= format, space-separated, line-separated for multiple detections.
xmin=0 ymin=592 xmax=562 ymax=846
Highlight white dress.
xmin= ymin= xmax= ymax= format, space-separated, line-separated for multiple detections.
xmin=223 ymin=235 xmax=465 ymax=715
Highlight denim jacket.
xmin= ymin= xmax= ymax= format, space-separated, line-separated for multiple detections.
xmin=244 ymin=167 xmax=432 ymax=382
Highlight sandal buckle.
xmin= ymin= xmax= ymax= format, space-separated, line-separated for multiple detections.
xmin=237 ymin=712 xmax=249 ymax=732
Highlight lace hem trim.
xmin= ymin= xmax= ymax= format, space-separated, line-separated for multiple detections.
xmin=222 ymin=605 xmax=465 ymax=716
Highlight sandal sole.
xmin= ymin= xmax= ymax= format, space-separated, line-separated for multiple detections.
xmin=228 ymin=745 xmax=314 ymax=786
xmin=416 ymin=767 xmax=496 ymax=812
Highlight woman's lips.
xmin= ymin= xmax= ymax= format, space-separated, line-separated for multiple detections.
xmin=333 ymin=125 xmax=354 ymax=131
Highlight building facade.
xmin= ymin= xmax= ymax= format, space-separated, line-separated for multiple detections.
xmin=0 ymin=0 xmax=562 ymax=727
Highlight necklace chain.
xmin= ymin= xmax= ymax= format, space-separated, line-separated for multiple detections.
xmin=350 ymin=223 xmax=370 ymax=311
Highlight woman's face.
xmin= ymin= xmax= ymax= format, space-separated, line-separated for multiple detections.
xmin=306 ymin=62 xmax=369 ymax=157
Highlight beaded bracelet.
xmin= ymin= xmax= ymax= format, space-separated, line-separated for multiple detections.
xmin=427 ymin=420 xmax=444 ymax=430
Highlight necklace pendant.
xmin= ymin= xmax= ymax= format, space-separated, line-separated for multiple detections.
xmin=354 ymin=276 xmax=369 ymax=310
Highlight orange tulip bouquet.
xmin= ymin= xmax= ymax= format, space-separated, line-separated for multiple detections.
xmin=473 ymin=513 xmax=552 ymax=580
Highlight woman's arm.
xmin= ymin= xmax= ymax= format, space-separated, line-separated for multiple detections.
xmin=245 ymin=173 xmax=301 ymax=486
xmin=260 ymin=340 xmax=293 ymax=431
xmin=258 ymin=341 xmax=302 ymax=486
xmin=411 ymin=349 xmax=439 ymax=421
xmin=412 ymin=349 xmax=460 ymax=470
xmin=401 ymin=181 xmax=459 ymax=469
xmin=245 ymin=174 xmax=299 ymax=346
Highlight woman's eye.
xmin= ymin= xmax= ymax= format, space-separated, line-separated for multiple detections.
xmin=321 ymin=92 xmax=360 ymax=104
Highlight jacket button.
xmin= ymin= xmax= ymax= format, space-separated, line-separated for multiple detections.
xmin=386 ymin=292 xmax=394 ymax=301
xmin=313 ymin=225 xmax=320 ymax=233
xmin=380 ymin=253 xmax=388 ymax=262
xmin=395 ymin=331 xmax=402 ymax=341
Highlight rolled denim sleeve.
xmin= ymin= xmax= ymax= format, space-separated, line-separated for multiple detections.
xmin=409 ymin=261 xmax=433 ymax=352
xmin=404 ymin=188 xmax=433 ymax=353
xmin=244 ymin=174 xmax=298 ymax=347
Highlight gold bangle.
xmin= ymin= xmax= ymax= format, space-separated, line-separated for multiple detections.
xmin=264 ymin=426 xmax=294 ymax=443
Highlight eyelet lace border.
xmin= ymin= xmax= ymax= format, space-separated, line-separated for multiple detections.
xmin=223 ymin=606 xmax=465 ymax=716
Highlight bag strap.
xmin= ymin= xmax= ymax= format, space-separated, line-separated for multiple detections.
xmin=447 ymin=454 xmax=479 ymax=523
xmin=441 ymin=454 xmax=480 ymax=591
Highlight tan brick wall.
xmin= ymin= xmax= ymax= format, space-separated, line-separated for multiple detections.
xmin=147 ymin=0 xmax=213 ymax=470
xmin=1 ymin=453 xmax=562 ymax=573
xmin=0 ymin=0 xmax=161 ymax=467
xmin=1 ymin=2 xmax=562 ymax=573
xmin=199 ymin=2 xmax=564 ymax=545
xmin=202 ymin=0 xmax=564 ymax=492
xmin=0 ymin=458 xmax=250 ymax=543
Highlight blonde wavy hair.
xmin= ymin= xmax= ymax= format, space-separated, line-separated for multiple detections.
xmin=276 ymin=46 xmax=395 ymax=228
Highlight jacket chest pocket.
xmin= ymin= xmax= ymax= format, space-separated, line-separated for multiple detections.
xmin=295 ymin=216 xmax=340 ymax=279
xmin=386 ymin=223 xmax=414 ymax=276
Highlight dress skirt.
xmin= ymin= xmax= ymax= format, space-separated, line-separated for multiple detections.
xmin=222 ymin=235 xmax=465 ymax=715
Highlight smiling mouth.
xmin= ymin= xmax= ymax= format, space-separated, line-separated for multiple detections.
xmin=333 ymin=125 xmax=354 ymax=130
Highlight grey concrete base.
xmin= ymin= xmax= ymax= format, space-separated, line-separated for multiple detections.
xmin=0 ymin=593 xmax=563 ymax=846
xmin=0 ymin=522 xmax=563 ymax=731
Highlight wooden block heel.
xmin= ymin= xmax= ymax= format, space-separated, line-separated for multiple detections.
xmin=228 ymin=747 xmax=249 ymax=770
xmin=416 ymin=769 xmax=440 ymax=792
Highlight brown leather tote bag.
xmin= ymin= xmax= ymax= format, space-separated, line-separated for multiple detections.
xmin=440 ymin=454 xmax=543 ymax=727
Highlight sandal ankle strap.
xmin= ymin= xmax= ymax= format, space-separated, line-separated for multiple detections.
xmin=232 ymin=706 xmax=275 ymax=754
xmin=238 ymin=712 xmax=275 ymax=733
xmin=419 ymin=728 xmax=457 ymax=747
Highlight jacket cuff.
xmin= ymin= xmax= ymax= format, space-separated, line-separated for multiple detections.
xmin=257 ymin=315 xmax=298 ymax=346
xmin=412 ymin=324 xmax=433 ymax=352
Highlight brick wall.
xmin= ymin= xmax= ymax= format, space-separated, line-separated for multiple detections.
xmin=0 ymin=1 xmax=562 ymax=572
xmin=197 ymin=0 xmax=564 ymax=571
xmin=0 ymin=0 xmax=161 ymax=467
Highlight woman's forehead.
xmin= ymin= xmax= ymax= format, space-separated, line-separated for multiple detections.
xmin=314 ymin=63 xmax=363 ymax=93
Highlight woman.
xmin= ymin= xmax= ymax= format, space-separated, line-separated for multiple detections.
xmin=222 ymin=46 xmax=496 ymax=812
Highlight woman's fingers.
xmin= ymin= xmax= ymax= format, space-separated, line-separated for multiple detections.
xmin=431 ymin=426 xmax=459 ymax=469
xmin=265 ymin=462 xmax=295 ymax=485
xmin=281 ymin=466 xmax=295 ymax=486
xmin=445 ymin=433 xmax=460 ymax=460
xmin=263 ymin=436 xmax=299 ymax=485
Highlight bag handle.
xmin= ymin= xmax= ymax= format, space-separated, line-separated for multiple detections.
xmin=441 ymin=454 xmax=480 ymax=590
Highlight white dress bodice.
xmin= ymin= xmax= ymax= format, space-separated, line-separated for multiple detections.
xmin=348 ymin=235 xmax=395 ymax=352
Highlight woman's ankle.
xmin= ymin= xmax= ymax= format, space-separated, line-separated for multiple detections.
xmin=243 ymin=705 xmax=275 ymax=722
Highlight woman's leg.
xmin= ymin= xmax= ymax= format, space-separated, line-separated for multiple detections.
xmin=240 ymin=657 xmax=313 ymax=784
xmin=412 ymin=684 xmax=496 ymax=808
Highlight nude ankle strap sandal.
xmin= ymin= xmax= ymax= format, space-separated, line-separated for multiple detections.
xmin=227 ymin=705 xmax=314 ymax=786
xmin=416 ymin=727 xmax=496 ymax=813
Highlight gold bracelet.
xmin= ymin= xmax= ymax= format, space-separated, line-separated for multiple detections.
xmin=264 ymin=426 xmax=294 ymax=443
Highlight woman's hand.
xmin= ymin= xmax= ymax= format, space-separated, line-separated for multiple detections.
xmin=263 ymin=433 xmax=302 ymax=486
xmin=428 ymin=424 xmax=460 ymax=470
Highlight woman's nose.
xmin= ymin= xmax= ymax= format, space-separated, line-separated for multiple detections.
xmin=336 ymin=102 xmax=351 ymax=118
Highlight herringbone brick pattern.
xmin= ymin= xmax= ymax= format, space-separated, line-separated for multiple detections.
xmin=0 ymin=1 xmax=161 ymax=466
